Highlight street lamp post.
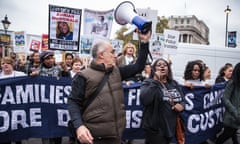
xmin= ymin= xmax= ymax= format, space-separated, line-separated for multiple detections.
xmin=1 ymin=15 xmax=11 ymax=34
xmin=1 ymin=15 xmax=11 ymax=57
xmin=224 ymin=5 xmax=231 ymax=47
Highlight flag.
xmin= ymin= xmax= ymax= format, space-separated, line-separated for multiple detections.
xmin=228 ymin=31 xmax=237 ymax=48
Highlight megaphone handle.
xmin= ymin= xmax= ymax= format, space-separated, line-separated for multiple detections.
xmin=140 ymin=40 xmax=153 ymax=62
xmin=123 ymin=25 xmax=137 ymax=36
xmin=147 ymin=47 xmax=153 ymax=62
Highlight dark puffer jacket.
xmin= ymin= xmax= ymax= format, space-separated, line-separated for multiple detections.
xmin=79 ymin=62 xmax=126 ymax=138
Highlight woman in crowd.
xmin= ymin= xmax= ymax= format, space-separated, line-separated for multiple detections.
xmin=0 ymin=56 xmax=26 ymax=78
xmin=68 ymin=57 xmax=83 ymax=144
xmin=116 ymin=42 xmax=138 ymax=144
xmin=203 ymin=66 xmax=211 ymax=81
xmin=215 ymin=63 xmax=237 ymax=144
xmin=183 ymin=60 xmax=206 ymax=88
xmin=25 ymin=51 xmax=40 ymax=76
xmin=116 ymin=42 xmax=137 ymax=66
xmin=0 ymin=57 xmax=26 ymax=144
xmin=70 ymin=57 xmax=83 ymax=78
xmin=140 ymin=58 xmax=185 ymax=144
xmin=215 ymin=63 xmax=240 ymax=144
xmin=183 ymin=60 xmax=211 ymax=89
xmin=215 ymin=63 xmax=233 ymax=83
xmin=141 ymin=62 xmax=152 ymax=80
xmin=203 ymin=66 xmax=214 ymax=85
xmin=65 ymin=53 xmax=74 ymax=71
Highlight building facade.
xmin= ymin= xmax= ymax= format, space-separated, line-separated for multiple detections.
xmin=168 ymin=15 xmax=209 ymax=45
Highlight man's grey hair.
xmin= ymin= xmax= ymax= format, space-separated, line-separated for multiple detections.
xmin=91 ymin=40 xmax=110 ymax=58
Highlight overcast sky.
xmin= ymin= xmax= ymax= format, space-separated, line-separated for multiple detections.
xmin=0 ymin=0 xmax=239 ymax=47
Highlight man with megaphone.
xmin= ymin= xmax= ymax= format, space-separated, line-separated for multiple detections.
xmin=68 ymin=13 xmax=152 ymax=144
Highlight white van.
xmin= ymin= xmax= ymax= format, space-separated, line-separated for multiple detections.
xmin=164 ymin=43 xmax=240 ymax=82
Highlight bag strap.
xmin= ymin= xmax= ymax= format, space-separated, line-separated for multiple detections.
xmin=81 ymin=72 xmax=110 ymax=113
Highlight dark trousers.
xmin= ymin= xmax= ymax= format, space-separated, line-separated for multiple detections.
xmin=232 ymin=132 xmax=239 ymax=144
xmin=144 ymin=131 xmax=171 ymax=144
xmin=77 ymin=137 xmax=121 ymax=144
xmin=216 ymin=125 xmax=238 ymax=144
xmin=42 ymin=137 xmax=62 ymax=144
xmin=93 ymin=137 xmax=121 ymax=144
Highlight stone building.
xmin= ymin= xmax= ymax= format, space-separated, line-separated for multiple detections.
xmin=168 ymin=15 xmax=209 ymax=45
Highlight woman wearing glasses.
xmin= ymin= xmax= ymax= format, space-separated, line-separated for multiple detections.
xmin=140 ymin=58 xmax=185 ymax=144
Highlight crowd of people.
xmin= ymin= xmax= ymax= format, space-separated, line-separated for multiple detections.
xmin=0 ymin=28 xmax=239 ymax=144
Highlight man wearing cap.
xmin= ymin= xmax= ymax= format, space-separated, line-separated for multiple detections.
xmin=36 ymin=50 xmax=70 ymax=144
xmin=31 ymin=50 xmax=70 ymax=77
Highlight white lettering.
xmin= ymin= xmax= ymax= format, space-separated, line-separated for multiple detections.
xmin=50 ymin=85 xmax=55 ymax=104
xmin=188 ymin=114 xmax=200 ymax=133
xmin=185 ymin=93 xmax=194 ymax=110
xmin=11 ymin=110 xmax=29 ymax=130
xmin=131 ymin=110 xmax=142 ymax=128
xmin=187 ymin=108 xmax=224 ymax=133
xmin=55 ymin=86 xmax=64 ymax=104
xmin=0 ymin=108 xmax=42 ymax=132
xmin=57 ymin=109 xmax=70 ymax=126
xmin=16 ymin=85 xmax=35 ymax=104
xmin=34 ymin=84 xmax=40 ymax=102
xmin=30 ymin=108 xmax=42 ymax=127
xmin=199 ymin=113 xmax=208 ymax=131
xmin=0 ymin=84 xmax=71 ymax=104
xmin=128 ymin=89 xmax=140 ymax=106
xmin=0 ymin=111 xmax=9 ymax=132
xmin=2 ymin=86 xmax=15 ymax=104
xmin=125 ymin=110 xmax=131 ymax=128
xmin=63 ymin=86 xmax=72 ymax=103
xmin=125 ymin=110 xmax=142 ymax=128
xmin=208 ymin=110 xmax=215 ymax=128
xmin=41 ymin=85 xmax=49 ymax=103
xmin=203 ymin=89 xmax=224 ymax=109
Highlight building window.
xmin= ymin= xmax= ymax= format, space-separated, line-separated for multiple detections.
xmin=181 ymin=19 xmax=184 ymax=24
xmin=187 ymin=19 xmax=190 ymax=24
xmin=183 ymin=34 xmax=188 ymax=43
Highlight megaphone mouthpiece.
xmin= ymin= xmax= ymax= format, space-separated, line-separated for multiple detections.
xmin=114 ymin=1 xmax=136 ymax=25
